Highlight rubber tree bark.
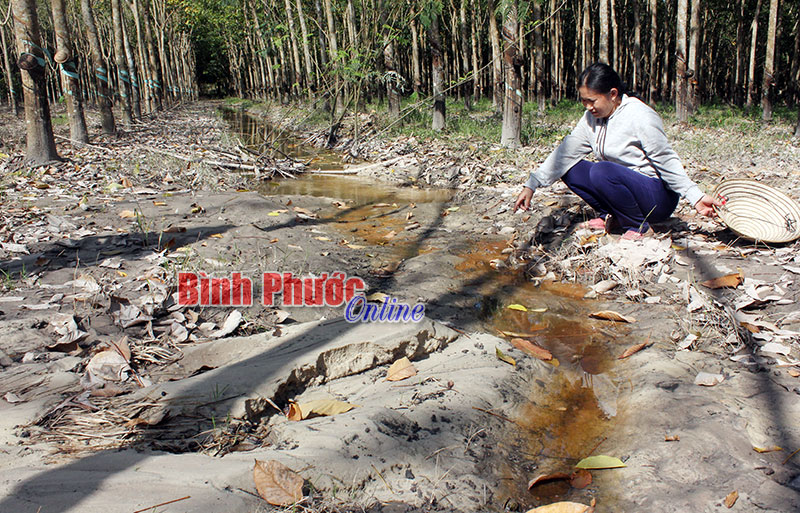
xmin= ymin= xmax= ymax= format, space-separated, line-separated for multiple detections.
xmin=747 ymin=0 xmax=763 ymax=108
xmin=648 ymin=0 xmax=657 ymax=103
xmin=533 ymin=0 xmax=545 ymax=114
xmin=488 ymin=0 xmax=502 ymax=112
xmin=51 ymin=0 xmax=88 ymax=143
xmin=429 ymin=11 xmax=445 ymax=131
xmin=761 ymin=0 xmax=779 ymax=121
xmin=599 ymin=0 xmax=609 ymax=63
xmin=80 ymin=0 xmax=115 ymax=134
xmin=121 ymin=9 xmax=142 ymax=118
xmin=1 ymin=20 xmax=19 ymax=114
xmin=294 ymin=0 xmax=313 ymax=98
xmin=143 ymin=0 xmax=163 ymax=110
xmin=687 ymin=0 xmax=701 ymax=114
xmin=459 ymin=0 xmax=471 ymax=110
xmin=111 ymin=0 xmax=133 ymax=126
xmin=11 ymin=0 xmax=60 ymax=164
xmin=676 ymin=0 xmax=689 ymax=121
xmin=500 ymin=0 xmax=522 ymax=148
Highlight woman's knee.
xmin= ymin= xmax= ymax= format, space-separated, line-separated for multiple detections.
xmin=588 ymin=161 xmax=628 ymax=187
xmin=561 ymin=160 xmax=593 ymax=187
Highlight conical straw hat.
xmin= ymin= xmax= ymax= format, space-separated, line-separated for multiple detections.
xmin=713 ymin=179 xmax=800 ymax=243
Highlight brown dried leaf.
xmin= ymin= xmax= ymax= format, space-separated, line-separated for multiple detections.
xmin=724 ymin=490 xmax=739 ymax=508
xmin=525 ymin=502 xmax=592 ymax=513
xmin=119 ymin=210 xmax=137 ymax=219
xmin=527 ymin=472 xmax=571 ymax=490
xmin=287 ymin=399 xmax=358 ymax=421
xmin=383 ymin=230 xmax=397 ymax=240
xmin=701 ymin=271 xmax=744 ymax=290
xmin=253 ymin=459 xmax=304 ymax=506
xmin=665 ymin=435 xmax=680 ymax=442
xmin=510 ymin=338 xmax=553 ymax=361
xmin=788 ymin=369 xmax=800 ymax=378
xmin=589 ymin=310 xmax=636 ymax=323
xmin=386 ymin=357 xmax=417 ymax=381
xmin=618 ymin=342 xmax=650 ymax=359
xmin=569 ymin=469 xmax=592 ymax=489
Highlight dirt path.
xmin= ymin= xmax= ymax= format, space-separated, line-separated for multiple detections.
xmin=0 ymin=101 xmax=799 ymax=512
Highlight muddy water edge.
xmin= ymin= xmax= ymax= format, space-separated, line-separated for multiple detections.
xmin=223 ymin=108 xmax=627 ymax=510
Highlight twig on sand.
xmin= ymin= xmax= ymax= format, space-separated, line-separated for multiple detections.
xmin=132 ymin=495 xmax=191 ymax=513
xmin=472 ymin=406 xmax=520 ymax=426
xmin=371 ymin=464 xmax=395 ymax=494
xmin=783 ymin=446 xmax=800 ymax=465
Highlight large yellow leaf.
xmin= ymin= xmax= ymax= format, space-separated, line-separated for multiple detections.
xmin=287 ymin=399 xmax=358 ymax=421
xmin=496 ymin=347 xmax=516 ymax=366
xmin=507 ymin=304 xmax=528 ymax=312
xmin=253 ymin=459 xmax=303 ymax=506
xmin=386 ymin=357 xmax=417 ymax=381
xmin=724 ymin=490 xmax=739 ymax=508
xmin=525 ymin=501 xmax=592 ymax=513
xmin=575 ymin=455 xmax=626 ymax=469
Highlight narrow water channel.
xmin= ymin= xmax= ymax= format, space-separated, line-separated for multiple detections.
xmin=222 ymin=107 xmax=623 ymax=510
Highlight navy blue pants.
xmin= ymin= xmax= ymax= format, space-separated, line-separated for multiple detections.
xmin=562 ymin=160 xmax=679 ymax=232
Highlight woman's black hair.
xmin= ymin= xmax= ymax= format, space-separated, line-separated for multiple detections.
xmin=578 ymin=62 xmax=627 ymax=95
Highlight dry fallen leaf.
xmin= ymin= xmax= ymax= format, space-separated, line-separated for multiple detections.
xmin=510 ymin=338 xmax=553 ymax=361
xmin=386 ymin=357 xmax=417 ymax=381
xmin=496 ymin=347 xmax=516 ymax=366
xmin=525 ymin=501 xmax=592 ymax=513
xmin=724 ymin=490 xmax=739 ymax=508
xmin=618 ymin=342 xmax=650 ymax=359
xmin=665 ymin=435 xmax=680 ymax=442
xmin=752 ymin=445 xmax=782 ymax=453
xmin=287 ymin=399 xmax=358 ymax=421
xmin=694 ymin=372 xmax=724 ymax=386
xmin=507 ymin=303 xmax=528 ymax=312
xmin=701 ymin=271 xmax=744 ymax=290
xmin=527 ymin=472 xmax=571 ymax=490
xmin=253 ymin=459 xmax=304 ymax=506
xmin=788 ymin=369 xmax=800 ymax=378
xmin=383 ymin=230 xmax=397 ymax=240
xmin=589 ymin=310 xmax=636 ymax=323
xmin=569 ymin=469 xmax=592 ymax=489
xmin=119 ymin=210 xmax=137 ymax=219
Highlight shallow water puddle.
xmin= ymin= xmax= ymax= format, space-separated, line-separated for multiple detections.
xmin=220 ymin=107 xmax=344 ymax=170
xmin=225 ymin=109 xmax=624 ymax=509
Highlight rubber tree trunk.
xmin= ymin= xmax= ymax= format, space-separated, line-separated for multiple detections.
xmin=687 ymin=0 xmax=701 ymax=114
xmin=1 ymin=21 xmax=19 ymax=114
xmin=533 ymin=0 xmax=544 ymax=114
xmin=500 ymin=0 xmax=522 ymax=148
xmin=429 ymin=12 xmax=445 ymax=131
xmin=599 ymin=0 xmax=609 ymax=63
xmin=761 ymin=0 xmax=779 ymax=121
xmin=383 ymin=35 xmax=400 ymax=118
xmin=11 ymin=0 xmax=60 ymax=164
xmin=648 ymin=0 xmax=658 ymax=103
xmin=676 ymin=0 xmax=689 ymax=121
xmin=51 ymin=0 xmax=88 ymax=144
xmin=294 ymin=0 xmax=313 ymax=98
xmin=459 ymin=0 xmax=471 ymax=110
xmin=488 ymin=0 xmax=502 ymax=112
xmin=633 ymin=0 xmax=641 ymax=91
xmin=143 ymin=0 xmax=163 ymax=110
xmin=747 ymin=0 xmax=763 ymax=108
xmin=81 ymin=0 xmax=115 ymax=134
xmin=111 ymin=0 xmax=133 ymax=126
xmin=410 ymin=19 xmax=421 ymax=95
xmin=734 ymin=0 xmax=747 ymax=105
xmin=122 ymin=12 xmax=142 ymax=118
xmin=129 ymin=0 xmax=151 ymax=113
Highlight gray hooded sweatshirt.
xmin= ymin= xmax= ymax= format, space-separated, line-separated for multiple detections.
xmin=525 ymin=94 xmax=704 ymax=207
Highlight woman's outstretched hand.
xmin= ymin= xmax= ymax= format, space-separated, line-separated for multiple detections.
xmin=513 ymin=187 xmax=535 ymax=213
xmin=694 ymin=194 xmax=724 ymax=217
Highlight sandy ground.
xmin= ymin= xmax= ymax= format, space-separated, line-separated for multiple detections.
xmin=0 ymin=102 xmax=799 ymax=512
